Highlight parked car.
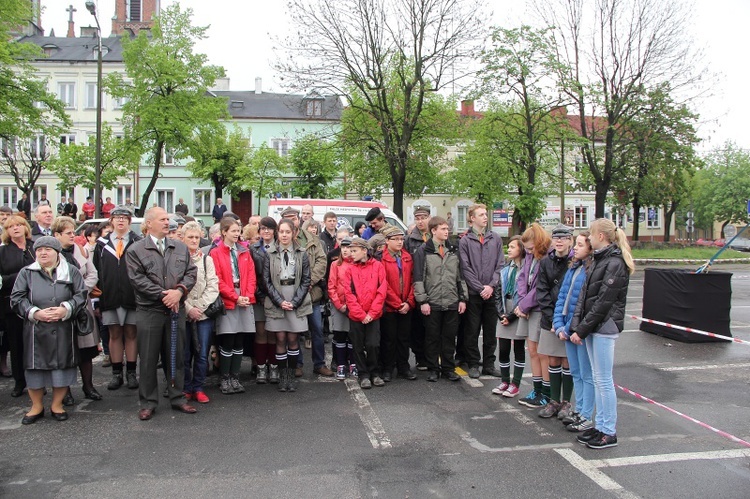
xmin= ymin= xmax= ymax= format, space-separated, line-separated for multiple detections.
xmin=74 ymin=218 xmax=144 ymax=236
xmin=695 ymin=238 xmax=725 ymax=247
xmin=728 ymin=237 xmax=750 ymax=252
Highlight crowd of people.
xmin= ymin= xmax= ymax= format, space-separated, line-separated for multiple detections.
xmin=0 ymin=200 xmax=633 ymax=450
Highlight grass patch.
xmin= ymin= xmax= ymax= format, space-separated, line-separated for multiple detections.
xmin=631 ymin=247 xmax=750 ymax=259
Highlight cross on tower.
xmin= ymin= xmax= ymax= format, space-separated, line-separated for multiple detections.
xmin=66 ymin=4 xmax=77 ymax=22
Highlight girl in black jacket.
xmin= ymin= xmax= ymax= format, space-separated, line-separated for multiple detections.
xmin=571 ymin=218 xmax=634 ymax=450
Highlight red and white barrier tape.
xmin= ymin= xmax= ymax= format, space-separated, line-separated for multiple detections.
xmin=616 ymin=384 xmax=750 ymax=448
xmin=629 ymin=315 xmax=750 ymax=346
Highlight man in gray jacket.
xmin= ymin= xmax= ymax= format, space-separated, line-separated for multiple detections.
xmin=459 ymin=203 xmax=504 ymax=379
xmin=126 ymin=207 xmax=198 ymax=421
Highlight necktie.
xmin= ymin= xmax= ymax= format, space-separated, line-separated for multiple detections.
xmin=157 ymin=238 xmax=164 ymax=255
xmin=395 ymin=254 xmax=402 ymax=272
xmin=438 ymin=245 xmax=445 ymax=258
xmin=44 ymin=228 xmax=51 ymax=236
xmin=284 ymin=250 xmax=289 ymax=266
xmin=231 ymin=247 xmax=240 ymax=277
xmin=422 ymin=233 xmax=428 ymax=242
xmin=505 ymin=264 xmax=517 ymax=296
xmin=116 ymin=238 xmax=124 ymax=258
xmin=479 ymin=233 xmax=484 ymax=244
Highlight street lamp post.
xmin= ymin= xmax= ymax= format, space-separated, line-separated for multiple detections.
xmin=86 ymin=1 xmax=103 ymax=218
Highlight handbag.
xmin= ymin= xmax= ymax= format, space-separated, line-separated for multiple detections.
xmin=203 ymin=254 xmax=225 ymax=319
xmin=74 ymin=307 xmax=93 ymax=336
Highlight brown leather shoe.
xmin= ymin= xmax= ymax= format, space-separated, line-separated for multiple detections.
xmin=138 ymin=408 xmax=154 ymax=421
xmin=172 ymin=403 xmax=197 ymax=414
xmin=295 ymin=367 xmax=303 ymax=377
xmin=314 ymin=366 xmax=334 ymax=377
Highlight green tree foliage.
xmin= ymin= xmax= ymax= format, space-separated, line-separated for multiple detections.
xmin=105 ymin=4 xmax=227 ymax=216
xmin=49 ymin=126 xmax=140 ymax=193
xmin=0 ymin=0 xmax=70 ymax=144
xmin=339 ymin=89 xmax=457 ymax=201
xmin=187 ymin=125 xmax=250 ymax=201
xmin=235 ymin=145 xmax=288 ymax=215
xmin=288 ymin=134 xmax=342 ymax=199
xmin=692 ymin=142 xmax=750 ymax=236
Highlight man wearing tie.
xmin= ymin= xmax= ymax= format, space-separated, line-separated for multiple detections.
xmin=93 ymin=207 xmax=142 ymax=391
xmin=126 ymin=207 xmax=197 ymax=420
xmin=30 ymin=204 xmax=54 ymax=241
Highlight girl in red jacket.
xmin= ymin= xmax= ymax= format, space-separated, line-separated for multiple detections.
xmin=378 ymin=226 xmax=417 ymax=382
xmin=328 ymin=236 xmax=354 ymax=380
xmin=209 ymin=218 xmax=256 ymax=395
xmin=342 ymin=238 xmax=387 ymax=389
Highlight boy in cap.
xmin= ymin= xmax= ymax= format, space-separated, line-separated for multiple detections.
xmin=341 ymin=237 xmax=387 ymax=389
xmin=413 ymin=216 xmax=468 ymax=382
xmin=405 ymin=205 xmax=431 ymax=370
xmin=361 ymin=207 xmax=390 ymax=240
xmin=379 ymin=226 xmax=417 ymax=381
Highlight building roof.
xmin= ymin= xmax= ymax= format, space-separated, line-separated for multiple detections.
xmin=17 ymin=34 xmax=124 ymax=63
xmin=212 ymin=90 xmax=343 ymax=121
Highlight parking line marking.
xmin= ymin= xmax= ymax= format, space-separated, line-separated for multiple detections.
xmin=592 ymin=448 xmax=750 ymax=467
xmin=657 ymin=362 xmax=750 ymax=372
xmin=554 ymin=448 xmax=633 ymax=494
xmin=345 ymin=378 xmax=392 ymax=450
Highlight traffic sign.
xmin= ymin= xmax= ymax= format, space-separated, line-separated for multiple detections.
xmin=725 ymin=224 xmax=737 ymax=238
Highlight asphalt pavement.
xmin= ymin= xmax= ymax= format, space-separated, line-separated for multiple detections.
xmin=1 ymin=263 xmax=750 ymax=498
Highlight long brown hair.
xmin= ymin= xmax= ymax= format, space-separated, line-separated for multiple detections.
xmin=570 ymin=231 xmax=593 ymax=269
xmin=506 ymin=235 xmax=525 ymax=264
xmin=521 ymin=223 xmax=551 ymax=260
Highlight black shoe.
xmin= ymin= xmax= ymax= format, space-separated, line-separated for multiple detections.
xmin=50 ymin=410 xmax=69 ymax=422
xmin=21 ymin=409 xmax=44 ymax=425
xmin=444 ymin=371 xmax=460 ymax=382
xmin=426 ymin=371 xmax=439 ymax=382
xmin=577 ymin=428 xmax=602 ymax=445
xmin=398 ymin=370 xmax=417 ymax=380
xmin=481 ymin=367 xmax=503 ymax=377
xmin=382 ymin=371 xmax=392 ymax=382
xmin=107 ymin=373 xmax=123 ymax=390
xmin=83 ymin=386 xmax=103 ymax=401
xmin=126 ymin=371 xmax=139 ymax=389
xmin=11 ymin=382 xmax=26 ymax=398
xmin=63 ymin=391 xmax=75 ymax=407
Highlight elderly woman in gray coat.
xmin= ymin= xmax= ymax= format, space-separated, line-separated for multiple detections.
xmin=10 ymin=236 xmax=88 ymax=424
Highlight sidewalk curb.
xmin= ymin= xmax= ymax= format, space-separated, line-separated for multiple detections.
xmin=634 ymin=258 xmax=750 ymax=265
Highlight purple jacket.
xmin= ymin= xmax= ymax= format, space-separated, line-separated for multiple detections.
xmin=458 ymin=230 xmax=504 ymax=295
xmin=516 ymin=253 xmax=541 ymax=314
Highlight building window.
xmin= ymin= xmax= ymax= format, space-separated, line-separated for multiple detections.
xmin=155 ymin=189 xmax=174 ymax=213
xmin=116 ymin=185 xmax=132 ymax=206
xmin=129 ymin=0 xmax=142 ymax=22
xmin=57 ymin=82 xmax=76 ymax=109
xmin=163 ymin=148 xmax=175 ymax=165
xmin=574 ymin=205 xmax=589 ymax=229
xmin=455 ymin=201 xmax=472 ymax=232
xmin=271 ymin=138 xmax=291 ymax=157
xmin=113 ymin=95 xmax=128 ymax=110
xmin=193 ymin=189 xmax=212 ymax=215
xmin=30 ymin=135 xmax=46 ymax=159
xmin=0 ymin=137 xmax=17 ymax=158
xmin=305 ymin=100 xmax=323 ymax=117
xmin=646 ymin=207 xmax=661 ymax=229
xmin=32 ymin=185 xmax=47 ymax=207
xmin=0 ymin=186 xmax=18 ymax=207
xmin=59 ymin=134 xmax=75 ymax=146
xmin=85 ymin=82 xmax=104 ymax=109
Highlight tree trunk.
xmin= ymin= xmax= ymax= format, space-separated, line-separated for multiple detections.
xmin=212 ymin=172 xmax=223 ymax=201
xmin=511 ymin=211 xmax=526 ymax=236
xmin=139 ymin=140 xmax=164 ymax=217
xmin=664 ymin=202 xmax=677 ymax=243
xmin=632 ymin=200 xmax=641 ymax=241
xmin=594 ymin=180 xmax=608 ymax=220
xmin=391 ymin=160 xmax=406 ymax=220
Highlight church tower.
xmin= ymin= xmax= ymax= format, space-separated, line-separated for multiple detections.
xmin=112 ymin=0 xmax=160 ymax=36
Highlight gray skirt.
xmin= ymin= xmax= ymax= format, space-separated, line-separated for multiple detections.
xmin=266 ymin=285 xmax=308 ymax=333
xmin=537 ymin=326 xmax=568 ymax=357
xmin=25 ymin=367 xmax=77 ymax=389
xmin=516 ymin=309 xmax=542 ymax=342
xmin=330 ymin=307 xmax=350 ymax=332
xmin=496 ymin=298 xmax=525 ymax=340
xmin=217 ymin=288 xmax=256 ymax=335
xmin=253 ymin=302 xmax=266 ymax=322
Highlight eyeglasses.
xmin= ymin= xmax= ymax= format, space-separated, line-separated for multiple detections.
xmin=259 ymin=226 xmax=274 ymax=232
xmin=112 ymin=216 xmax=130 ymax=221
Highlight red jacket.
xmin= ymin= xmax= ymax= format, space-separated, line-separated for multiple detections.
xmin=342 ymin=257 xmax=387 ymax=322
xmin=328 ymin=257 xmax=351 ymax=311
xmin=209 ymin=241 xmax=256 ymax=310
xmin=380 ymin=250 xmax=416 ymax=312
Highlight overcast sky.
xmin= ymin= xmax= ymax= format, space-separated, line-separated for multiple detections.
xmin=41 ymin=0 xmax=747 ymax=151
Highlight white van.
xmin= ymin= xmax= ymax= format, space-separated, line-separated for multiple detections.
xmin=267 ymin=199 xmax=408 ymax=232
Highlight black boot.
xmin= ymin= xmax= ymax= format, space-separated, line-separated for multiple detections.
xmin=278 ymin=369 xmax=288 ymax=392
xmin=287 ymin=368 xmax=298 ymax=392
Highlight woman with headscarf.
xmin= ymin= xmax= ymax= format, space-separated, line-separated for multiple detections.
xmin=11 ymin=236 xmax=88 ymax=424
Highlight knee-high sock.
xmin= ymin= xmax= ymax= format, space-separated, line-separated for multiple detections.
xmin=548 ymin=365 xmax=562 ymax=402
xmin=287 ymin=348 xmax=299 ymax=370
xmin=562 ymin=367 xmax=574 ymax=402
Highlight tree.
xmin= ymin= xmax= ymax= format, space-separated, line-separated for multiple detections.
xmin=49 ymin=125 xmax=140 ymax=193
xmin=105 ymin=5 xmax=227 ymax=216
xmin=0 ymin=135 xmax=50 ymax=196
xmin=187 ymin=125 xmax=250 ymax=201
xmin=288 ymin=134 xmax=342 ymax=199
xmin=614 ymin=83 xmax=700 ymax=240
xmin=536 ymin=0 xmax=704 ymax=218
xmin=277 ymin=0 xmax=484 ymax=218
xmin=692 ymin=142 xmax=750 ymax=237
xmin=235 ymin=145 xmax=288 ymax=215
xmin=339 ymin=88 xmax=458 ymax=200
xmin=0 ymin=0 xmax=70 ymax=144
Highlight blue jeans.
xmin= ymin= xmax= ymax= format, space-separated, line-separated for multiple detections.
xmin=586 ymin=334 xmax=617 ymax=435
xmin=565 ymin=339 xmax=594 ymax=420
xmin=308 ymin=303 xmax=325 ymax=369
xmin=184 ymin=318 xmax=214 ymax=393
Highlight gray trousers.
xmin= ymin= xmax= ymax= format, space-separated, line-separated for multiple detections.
xmin=137 ymin=308 xmax=188 ymax=410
